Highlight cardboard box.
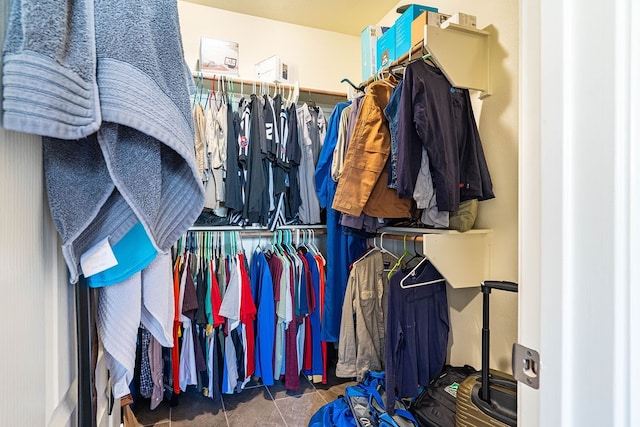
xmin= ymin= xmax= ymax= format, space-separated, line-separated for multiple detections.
xmin=361 ymin=26 xmax=389 ymax=80
xmin=443 ymin=12 xmax=477 ymax=28
xmin=255 ymin=56 xmax=296 ymax=83
xmin=395 ymin=4 xmax=438 ymax=57
xmin=376 ymin=26 xmax=396 ymax=71
xmin=411 ymin=10 xmax=451 ymax=47
xmin=200 ymin=37 xmax=239 ymax=76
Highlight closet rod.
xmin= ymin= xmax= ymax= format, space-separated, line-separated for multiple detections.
xmin=382 ymin=234 xmax=424 ymax=243
xmin=360 ymin=42 xmax=424 ymax=87
xmin=188 ymin=224 xmax=327 ymax=233
xmin=193 ymin=73 xmax=347 ymax=99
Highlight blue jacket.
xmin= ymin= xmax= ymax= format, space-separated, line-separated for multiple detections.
xmin=250 ymin=250 xmax=276 ymax=385
xmin=314 ymin=101 xmax=367 ymax=342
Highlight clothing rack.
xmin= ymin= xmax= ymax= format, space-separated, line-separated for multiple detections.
xmin=194 ymin=73 xmax=347 ymax=108
xmin=189 ymin=224 xmax=326 ymax=232
xmin=360 ymin=42 xmax=424 ymax=88
xmin=376 ymin=227 xmax=493 ymax=289
xmin=188 ymin=225 xmax=327 ymax=239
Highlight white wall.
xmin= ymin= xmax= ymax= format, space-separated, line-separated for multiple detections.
xmin=378 ymin=1 xmax=520 ymax=372
xmin=1 ymin=4 xmax=78 ymax=426
xmin=177 ymin=1 xmax=361 ymax=93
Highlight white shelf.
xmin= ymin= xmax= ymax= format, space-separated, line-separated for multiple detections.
xmin=422 ymin=229 xmax=493 ymax=289
xmin=379 ymin=227 xmax=493 ymax=289
xmin=422 ymin=23 xmax=492 ymax=98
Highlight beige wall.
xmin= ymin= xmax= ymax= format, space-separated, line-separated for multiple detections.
xmin=378 ymin=1 xmax=519 ymax=371
xmin=177 ymin=1 xmax=361 ymax=93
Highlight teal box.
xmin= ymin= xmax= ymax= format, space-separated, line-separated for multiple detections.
xmin=376 ymin=26 xmax=396 ymax=71
xmin=361 ymin=26 xmax=388 ymax=80
xmin=395 ymin=4 xmax=438 ymax=56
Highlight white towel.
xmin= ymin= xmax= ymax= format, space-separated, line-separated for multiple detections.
xmin=97 ymin=272 xmax=142 ymax=398
xmin=140 ymin=252 xmax=174 ymax=348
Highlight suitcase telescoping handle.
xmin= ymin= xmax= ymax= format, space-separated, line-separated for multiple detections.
xmin=480 ymin=281 xmax=518 ymax=403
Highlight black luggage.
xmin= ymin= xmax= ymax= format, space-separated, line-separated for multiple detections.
xmin=409 ymin=364 xmax=477 ymax=427
xmin=455 ymin=280 xmax=518 ymax=427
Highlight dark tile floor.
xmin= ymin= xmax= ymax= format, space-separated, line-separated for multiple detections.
xmin=133 ymin=370 xmax=356 ymax=427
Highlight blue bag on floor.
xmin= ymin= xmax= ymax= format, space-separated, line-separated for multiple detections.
xmin=344 ymin=371 xmax=418 ymax=427
xmin=309 ymin=371 xmax=418 ymax=427
xmin=308 ymin=395 xmax=356 ymax=427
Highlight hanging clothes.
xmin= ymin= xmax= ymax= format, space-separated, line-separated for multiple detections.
xmin=238 ymin=253 xmax=257 ymax=387
xmin=303 ymin=251 xmax=323 ymax=383
xmin=383 ymin=80 xmax=403 ymax=190
xmin=297 ymin=103 xmax=326 ymax=224
xmin=384 ymin=260 xmax=449 ymax=415
xmin=336 ymin=250 xmax=386 ymax=380
xmin=332 ymin=75 xmax=413 ymax=219
xmin=314 ymin=101 xmax=367 ymax=343
xmin=243 ymin=94 xmax=268 ymax=224
xmin=286 ymin=104 xmax=303 ymax=220
xmin=395 ymin=60 xmax=494 ymax=211
xmin=250 ymin=250 xmax=276 ymax=386
xmin=225 ymin=104 xmax=244 ymax=213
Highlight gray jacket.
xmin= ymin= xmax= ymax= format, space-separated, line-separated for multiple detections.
xmin=336 ymin=250 xmax=388 ymax=380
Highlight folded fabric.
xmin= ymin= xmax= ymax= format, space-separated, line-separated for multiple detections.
xmin=97 ymin=271 xmax=142 ymax=399
xmin=2 ymin=0 xmax=101 ymax=138
xmin=97 ymin=251 xmax=175 ymax=399
xmin=140 ymin=252 xmax=174 ymax=348
xmin=5 ymin=0 xmax=205 ymax=283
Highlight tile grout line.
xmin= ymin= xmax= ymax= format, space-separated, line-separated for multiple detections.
xmin=311 ymin=383 xmax=329 ymax=403
xmin=307 ymin=375 xmax=329 ymax=404
xmin=266 ymin=384 xmax=289 ymax=427
xmin=220 ymin=393 xmax=230 ymax=427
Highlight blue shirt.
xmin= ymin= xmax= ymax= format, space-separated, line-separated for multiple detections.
xmin=250 ymin=250 xmax=276 ymax=386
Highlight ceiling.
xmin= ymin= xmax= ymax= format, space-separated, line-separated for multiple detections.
xmin=181 ymin=0 xmax=400 ymax=36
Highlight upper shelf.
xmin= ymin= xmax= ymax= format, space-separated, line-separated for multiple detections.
xmin=379 ymin=227 xmax=493 ymax=289
xmin=421 ymin=22 xmax=492 ymax=98
xmin=361 ymin=23 xmax=492 ymax=98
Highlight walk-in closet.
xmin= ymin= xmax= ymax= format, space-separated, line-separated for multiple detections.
xmin=1 ymin=1 xmax=638 ymax=426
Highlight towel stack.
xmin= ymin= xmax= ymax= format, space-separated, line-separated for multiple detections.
xmin=3 ymin=0 xmax=203 ymax=398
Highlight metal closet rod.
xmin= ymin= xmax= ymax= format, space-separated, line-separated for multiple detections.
xmin=194 ymin=73 xmax=347 ymax=99
xmin=188 ymin=224 xmax=327 ymax=233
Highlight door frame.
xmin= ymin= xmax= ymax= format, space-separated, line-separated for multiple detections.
xmin=519 ymin=0 xmax=639 ymax=425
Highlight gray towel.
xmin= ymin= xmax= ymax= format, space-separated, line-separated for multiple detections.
xmin=2 ymin=0 xmax=101 ymax=138
xmin=12 ymin=0 xmax=205 ymax=282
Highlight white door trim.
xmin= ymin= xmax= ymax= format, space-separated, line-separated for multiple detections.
xmin=520 ymin=0 xmax=639 ymax=425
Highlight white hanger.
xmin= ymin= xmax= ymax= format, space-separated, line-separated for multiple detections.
xmin=399 ymin=256 xmax=446 ymax=289
xmin=379 ymin=232 xmax=399 ymax=260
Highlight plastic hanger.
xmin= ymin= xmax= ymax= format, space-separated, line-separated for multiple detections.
xmin=379 ymin=232 xmax=399 ymax=260
xmin=309 ymin=229 xmax=326 ymax=264
xmin=340 ymin=78 xmax=365 ymax=93
xmin=387 ymin=234 xmax=411 ymax=279
xmin=404 ymin=235 xmax=424 ymax=267
xmin=399 ymin=256 xmax=445 ymax=289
